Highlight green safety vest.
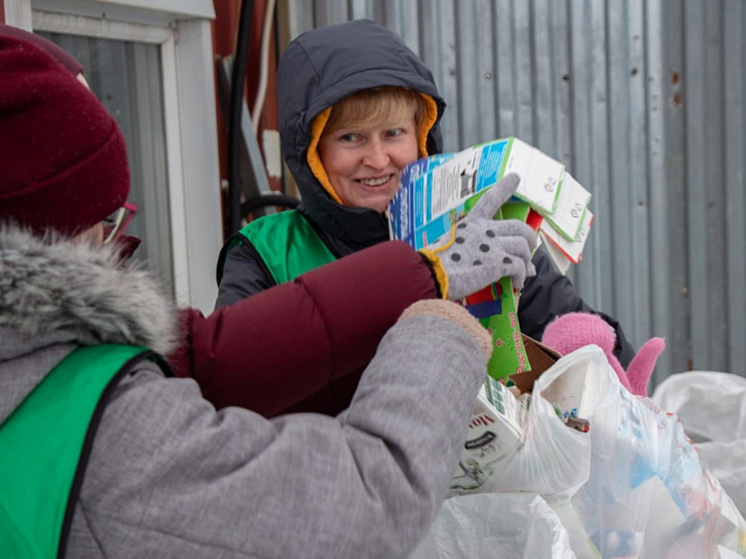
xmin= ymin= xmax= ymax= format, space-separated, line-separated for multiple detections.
xmin=218 ymin=210 xmax=337 ymax=286
xmin=0 ymin=344 xmax=156 ymax=559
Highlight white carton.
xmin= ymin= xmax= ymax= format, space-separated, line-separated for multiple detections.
xmin=502 ymin=137 xmax=566 ymax=215
xmin=388 ymin=137 xmax=569 ymax=251
xmin=540 ymin=207 xmax=594 ymax=267
xmin=448 ymin=377 xmax=528 ymax=496
xmin=543 ymin=172 xmax=592 ymax=241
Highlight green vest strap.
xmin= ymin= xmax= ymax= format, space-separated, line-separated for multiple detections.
xmin=0 ymin=344 xmax=151 ymax=559
xmin=226 ymin=211 xmax=337 ymax=286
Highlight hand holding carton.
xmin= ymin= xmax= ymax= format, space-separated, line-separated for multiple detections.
xmin=389 ymin=136 xmax=595 ymax=380
xmin=419 ymin=173 xmax=537 ymax=300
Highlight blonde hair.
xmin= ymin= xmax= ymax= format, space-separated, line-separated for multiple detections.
xmin=323 ymin=86 xmax=429 ymax=136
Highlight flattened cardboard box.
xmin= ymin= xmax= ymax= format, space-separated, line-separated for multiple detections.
xmin=510 ymin=334 xmax=562 ymax=394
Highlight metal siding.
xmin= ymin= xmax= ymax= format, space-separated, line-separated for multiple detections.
xmin=495 ymin=0 xmax=517 ymax=138
xmin=724 ymin=0 xmax=746 ymax=375
xmin=531 ymin=0 xmax=556 ymax=155
xmin=607 ymin=0 xmax=632 ymax=337
xmin=431 ymin=0 xmax=460 ymax=149
xmin=282 ymin=0 xmax=746 ymax=382
xmin=662 ymin=0 xmax=691 ymax=378
xmin=645 ymin=0 xmax=675 ymax=385
xmin=513 ymin=0 xmax=535 ymax=144
xmin=685 ymin=0 xmax=722 ymax=371
xmin=475 ymin=0 xmax=498 ymax=145
xmin=551 ymin=0 xmax=573 ymax=171
xmin=702 ymin=0 xmax=728 ymax=371
xmin=454 ymin=0 xmax=482 ymax=149
xmin=629 ymin=0 xmax=652 ymax=346
xmin=684 ymin=2 xmax=725 ymax=370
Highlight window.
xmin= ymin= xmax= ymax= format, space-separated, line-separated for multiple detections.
xmin=6 ymin=0 xmax=223 ymax=312
xmin=38 ymin=31 xmax=175 ymax=295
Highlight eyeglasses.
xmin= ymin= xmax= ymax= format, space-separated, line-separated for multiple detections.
xmin=103 ymin=201 xmax=137 ymax=245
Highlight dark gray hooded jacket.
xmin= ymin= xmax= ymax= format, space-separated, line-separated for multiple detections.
xmin=216 ymin=19 xmax=634 ymax=366
xmin=216 ymin=19 xmax=445 ymax=306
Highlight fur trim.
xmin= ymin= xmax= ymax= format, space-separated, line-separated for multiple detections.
xmin=0 ymin=224 xmax=179 ymax=356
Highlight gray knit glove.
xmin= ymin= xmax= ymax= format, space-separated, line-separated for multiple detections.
xmin=419 ymin=173 xmax=537 ymax=300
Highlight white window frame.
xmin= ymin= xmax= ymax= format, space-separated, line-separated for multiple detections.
xmin=4 ymin=0 xmax=223 ymax=313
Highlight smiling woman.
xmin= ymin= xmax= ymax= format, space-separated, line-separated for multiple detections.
xmin=213 ymin=20 xmax=637 ymax=408
xmin=214 ymin=19 xmax=447 ymax=312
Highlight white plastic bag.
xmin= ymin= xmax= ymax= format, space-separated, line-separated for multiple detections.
xmin=491 ymin=345 xmax=612 ymax=498
xmin=653 ymin=371 xmax=746 ymax=517
xmin=408 ymin=493 xmax=576 ymax=559
xmin=499 ymin=345 xmax=746 ymax=558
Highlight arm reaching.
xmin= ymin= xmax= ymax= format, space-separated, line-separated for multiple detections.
xmin=85 ymin=300 xmax=490 ymax=558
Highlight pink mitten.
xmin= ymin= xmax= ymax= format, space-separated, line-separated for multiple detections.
xmin=626 ymin=337 xmax=666 ymax=396
xmin=541 ymin=312 xmax=665 ymax=397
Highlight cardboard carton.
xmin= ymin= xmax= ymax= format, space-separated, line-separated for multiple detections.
xmin=448 ymin=376 xmax=528 ymax=496
xmin=510 ymin=334 xmax=562 ymax=394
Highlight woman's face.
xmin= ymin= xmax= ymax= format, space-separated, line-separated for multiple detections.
xmin=318 ymin=117 xmax=419 ymax=213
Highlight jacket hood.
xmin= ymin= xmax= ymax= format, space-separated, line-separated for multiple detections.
xmin=277 ymin=19 xmax=447 ymax=249
xmin=0 ymin=224 xmax=179 ymax=360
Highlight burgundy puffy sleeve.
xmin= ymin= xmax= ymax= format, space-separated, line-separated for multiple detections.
xmin=168 ymin=241 xmax=438 ymax=417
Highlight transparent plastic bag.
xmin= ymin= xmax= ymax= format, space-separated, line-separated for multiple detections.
xmin=497 ymin=345 xmax=746 ymax=558
xmin=653 ymin=371 xmax=746 ymax=517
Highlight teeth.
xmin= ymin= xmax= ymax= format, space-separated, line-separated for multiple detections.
xmin=359 ymin=176 xmax=390 ymax=187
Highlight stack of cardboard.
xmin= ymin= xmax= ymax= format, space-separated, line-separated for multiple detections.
xmin=388 ymin=137 xmax=594 ymax=380
xmin=389 ymin=137 xmax=593 ymax=275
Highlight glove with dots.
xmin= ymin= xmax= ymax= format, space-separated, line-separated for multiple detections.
xmin=419 ymin=173 xmax=537 ymax=301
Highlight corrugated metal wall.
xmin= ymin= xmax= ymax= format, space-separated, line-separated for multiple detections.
xmin=279 ymin=0 xmax=746 ymax=387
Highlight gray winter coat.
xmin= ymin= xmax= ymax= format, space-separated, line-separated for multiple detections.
xmin=0 ymin=225 xmax=488 ymax=558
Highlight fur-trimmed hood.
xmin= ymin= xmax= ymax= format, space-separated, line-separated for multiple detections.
xmin=0 ymin=224 xmax=179 ymax=358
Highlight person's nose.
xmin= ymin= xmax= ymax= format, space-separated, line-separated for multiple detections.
xmin=362 ymin=138 xmax=391 ymax=169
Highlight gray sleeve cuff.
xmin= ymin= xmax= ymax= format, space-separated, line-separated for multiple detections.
xmin=397 ymin=300 xmax=492 ymax=361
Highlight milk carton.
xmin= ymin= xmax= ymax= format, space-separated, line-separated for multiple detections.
xmin=448 ymin=376 xmax=528 ymax=496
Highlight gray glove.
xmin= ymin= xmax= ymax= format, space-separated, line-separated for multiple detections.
xmin=419 ymin=173 xmax=537 ymax=300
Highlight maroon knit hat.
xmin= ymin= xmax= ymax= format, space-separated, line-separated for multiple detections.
xmin=0 ymin=32 xmax=129 ymax=236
